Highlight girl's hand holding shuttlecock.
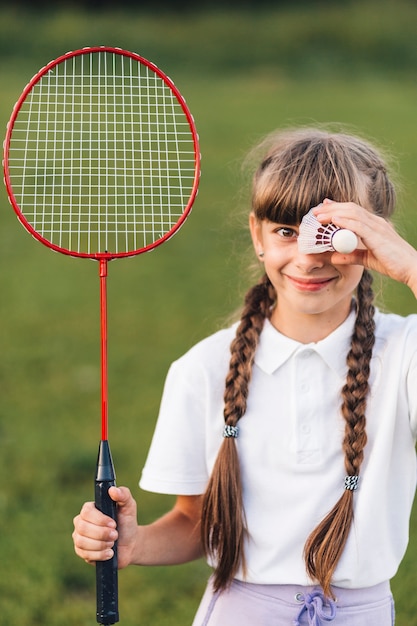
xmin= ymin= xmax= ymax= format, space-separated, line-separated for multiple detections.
xmin=310 ymin=199 xmax=417 ymax=296
xmin=298 ymin=204 xmax=358 ymax=254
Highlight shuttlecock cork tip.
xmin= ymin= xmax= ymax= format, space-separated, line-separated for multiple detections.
xmin=331 ymin=228 xmax=358 ymax=254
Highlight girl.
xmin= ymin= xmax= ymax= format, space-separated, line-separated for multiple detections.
xmin=73 ymin=127 xmax=417 ymax=625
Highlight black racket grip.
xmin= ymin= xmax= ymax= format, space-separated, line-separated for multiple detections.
xmin=95 ymin=440 xmax=119 ymax=625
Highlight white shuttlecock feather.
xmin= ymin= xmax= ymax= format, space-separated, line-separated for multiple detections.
xmin=298 ymin=210 xmax=358 ymax=254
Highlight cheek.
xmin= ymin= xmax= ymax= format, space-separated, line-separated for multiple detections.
xmin=264 ymin=243 xmax=291 ymax=262
xmin=263 ymin=251 xmax=288 ymax=274
xmin=343 ymin=266 xmax=365 ymax=290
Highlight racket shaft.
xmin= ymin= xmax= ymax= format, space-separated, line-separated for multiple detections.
xmin=95 ymin=440 xmax=119 ymax=624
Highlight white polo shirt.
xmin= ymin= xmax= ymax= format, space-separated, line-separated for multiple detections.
xmin=139 ymin=308 xmax=417 ymax=588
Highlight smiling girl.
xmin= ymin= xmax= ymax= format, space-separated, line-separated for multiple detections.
xmin=73 ymin=127 xmax=417 ymax=625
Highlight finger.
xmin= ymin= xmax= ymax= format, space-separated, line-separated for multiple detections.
xmin=313 ymin=204 xmax=391 ymax=254
xmin=313 ymin=200 xmax=365 ymax=225
xmin=313 ymin=201 xmax=386 ymax=235
xmin=75 ymin=542 xmax=115 ymax=563
xmin=73 ymin=530 xmax=116 ymax=554
xmin=73 ymin=514 xmax=118 ymax=540
xmin=72 ymin=525 xmax=117 ymax=561
xmin=77 ymin=501 xmax=117 ymax=528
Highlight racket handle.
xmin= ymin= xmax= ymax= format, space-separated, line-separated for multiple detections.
xmin=95 ymin=440 xmax=119 ymax=625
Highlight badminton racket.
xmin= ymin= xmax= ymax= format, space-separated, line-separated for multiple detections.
xmin=3 ymin=46 xmax=200 ymax=625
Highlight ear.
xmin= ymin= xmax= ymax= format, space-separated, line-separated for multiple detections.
xmin=249 ymin=213 xmax=264 ymax=258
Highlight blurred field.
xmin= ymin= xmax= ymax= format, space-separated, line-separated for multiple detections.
xmin=0 ymin=1 xmax=416 ymax=624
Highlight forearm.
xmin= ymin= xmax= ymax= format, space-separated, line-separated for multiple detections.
xmin=406 ymin=269 xmax=417 ymax=300
xmin=396 ymin=240 xmax=417 ymax=299
xmin=131 ymin=497 xmax=204 ymax=566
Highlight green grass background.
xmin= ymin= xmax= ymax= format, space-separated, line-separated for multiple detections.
xmin=0 ymin=1 xmax=416 ymax=624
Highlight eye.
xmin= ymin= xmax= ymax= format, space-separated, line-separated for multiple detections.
xmin=276 ymin=226 xmax=298 ymax=239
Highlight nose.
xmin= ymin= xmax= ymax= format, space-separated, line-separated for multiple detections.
xmin=295 ymin=251 xmax=326 ymax=273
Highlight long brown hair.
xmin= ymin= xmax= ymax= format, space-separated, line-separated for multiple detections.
xmin=201 ymin=127 xmax=396 ymax=595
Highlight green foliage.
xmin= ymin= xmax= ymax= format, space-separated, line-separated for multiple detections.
xmin=0 ymin=0 xmax=416 ymax=80
xmin=0 ymin=2 xmax=416 ymax=624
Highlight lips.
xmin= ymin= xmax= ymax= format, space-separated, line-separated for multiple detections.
xmin=286 ymin=275 xmax=337 ymax=292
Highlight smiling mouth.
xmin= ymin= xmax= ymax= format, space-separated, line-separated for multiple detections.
xmin=287 ymin=276 xmax=337 ymax=291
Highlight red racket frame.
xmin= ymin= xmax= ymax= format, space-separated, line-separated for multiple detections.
xmin=4 ymin=45 xmax=201 ymax=260
xmin=3 ymin=45 xmax=201 ymax=443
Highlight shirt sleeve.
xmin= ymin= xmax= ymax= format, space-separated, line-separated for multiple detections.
xmin=139 ymin=355 xmax=213 ymax=495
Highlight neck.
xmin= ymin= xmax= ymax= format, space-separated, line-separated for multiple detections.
xmin=270 ymin=302 xmax=353 ymax=344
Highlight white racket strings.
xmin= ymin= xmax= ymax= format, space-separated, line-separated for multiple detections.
xmin=7 ymin=51 xmax=197 ymax=255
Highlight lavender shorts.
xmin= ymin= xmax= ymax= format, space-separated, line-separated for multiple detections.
xmin=192 ymin=578 xmax=394 ymax=626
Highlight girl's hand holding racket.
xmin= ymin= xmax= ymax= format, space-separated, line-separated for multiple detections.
xmin=313 ymin=199 xmax=417 ymax=294
xmin=73 ymin=489 xmax=204 ymax=568
xmin=73 ymin=487 xmax=138 ymax=569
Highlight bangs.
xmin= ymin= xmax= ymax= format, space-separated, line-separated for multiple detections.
xmin=252 ymin=133 xmax=366 ymax=225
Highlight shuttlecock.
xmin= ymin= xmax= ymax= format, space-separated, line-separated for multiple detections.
xmin=298 ymin=209 xmax=358 ymax=254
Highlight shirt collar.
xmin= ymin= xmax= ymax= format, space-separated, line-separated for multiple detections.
xmin=255 ymin=307 xmax=357 ymax=379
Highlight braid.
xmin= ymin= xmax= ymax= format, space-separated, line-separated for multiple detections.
xmin=224 ymin=274 xmax=275 ymax=424
xmin=201 ymin=274 xmax=275 ymax=591
xmin=304 ymin=270 xmax=375 ymax=597
xmin=341 ymin=270 xmax=375 ymax=478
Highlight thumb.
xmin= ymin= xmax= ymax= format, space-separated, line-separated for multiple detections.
xmin=108 ymin=486 xmax=136 ymax=513
xmin=330 ymin=249 xmax=366 ymax=267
